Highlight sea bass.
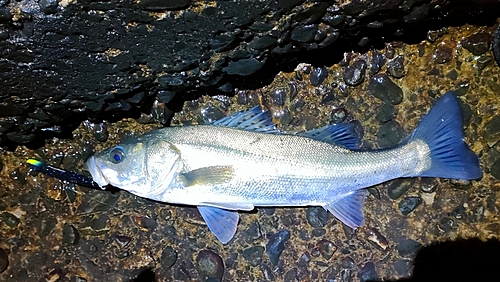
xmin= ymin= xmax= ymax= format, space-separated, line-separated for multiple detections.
xmin=86 ymin=92 xmax=482 ymax=243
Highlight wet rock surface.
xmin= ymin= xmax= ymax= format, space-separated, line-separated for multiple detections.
xmin=1 ymin=23 xmax=500 ymax=281
xmin=1 ymin=0 xmax=500 ymax=147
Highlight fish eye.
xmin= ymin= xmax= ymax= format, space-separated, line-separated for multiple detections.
xmin=109 ymin=146 xmax=125 ymax=164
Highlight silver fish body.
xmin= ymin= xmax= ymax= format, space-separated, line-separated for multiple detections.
xmin=86 ymin=92 xmax=482 ymax=243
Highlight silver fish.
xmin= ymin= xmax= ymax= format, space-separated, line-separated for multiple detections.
xmin=86 ymin=92 xmax=482 ymax=243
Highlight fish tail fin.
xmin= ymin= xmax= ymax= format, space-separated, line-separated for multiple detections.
xmin=408 ymin=91 xmax=482 ymax=180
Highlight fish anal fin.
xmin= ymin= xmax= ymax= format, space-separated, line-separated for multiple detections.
xmin=323 ymin=190 xmax=367 ymax=228
xmin=197 ymin=206 xmax=239 ymax=244
xmin=180 ymin=165 xmax=234 ymax=186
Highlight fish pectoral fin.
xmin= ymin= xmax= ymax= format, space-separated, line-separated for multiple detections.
xmin=200 ymin=202 xmax=255 ymax=211
xmin=197 ymin=206 xmax=239 ymax=244
xmin=180 ymin=166 xmax=234 ymax=187
xmin=323 ymin=189 xmax=367 ymax=229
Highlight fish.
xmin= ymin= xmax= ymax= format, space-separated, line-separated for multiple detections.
xmin=85 ymin=92 xmax=482 ymax=244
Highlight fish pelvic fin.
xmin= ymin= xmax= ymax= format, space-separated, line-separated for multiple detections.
xmin=324 ymin=190 xmax=367 ymax=229
xmin=197 ymin=206 xmax=239 ymax=244
xmin=408 ymin=91 xmax=482 ymax=180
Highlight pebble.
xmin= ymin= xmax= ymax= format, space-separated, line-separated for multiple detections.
xmin=368 ymin=74 xmax=403 ymax=105
xmin=484 ymin=115 xmax=500 ymax=146
xmin=83 ymin=121 xmax=109 ymax=141
xmin=432 ymin=45 xmax=453 ymax=64
xmin=270 ymin=88 xmax=287 ymax=106
xmin=310 ymin=66 xmax=328 ymax=86
xmin=461 ymin=33 xmax=491 ymax=56
xmin=393 ymin=259 xmax=412 ymax=277
xmin=387 ymin=55 xmax=405 ymax=78
xmin=330 ymin=107 xmax=347 ymax=124
xmin=398 ymin=197 xmax=422 ymax=216
xmin=1 ymin=212 xmax=20 ymax=228
xmin=38 ymin=217 xmax=58 ymax=237
xmin=265 ymin=230 xmax=290 ymax=265
xmin=397 ymin=238 xmax=422 ymax=258
xmin=62 ymin=224 xmax=80 ymax=245
xmin=317 ymin=239 xmax=336 ymax=260
xmin=244 ymin=221 xmax=262 ymax=243
xmin=357 ymin=262 xmax=379 ymax=282
xmin=420 ymin=177 xmax=438 ymax=193
xmin=312 ymin=228 xmax=326 ymax=237
xmin=284 ymin=268 xmax=298 ymax=282
xmin=491 ymin=159 xmax=500 ymax=180
xmin=369 ymin=50 xmax=386 ymax=76
xmin=305 ymin=207 xmax=330 ymax=227
xmin=366 ymin=228 xmax=389 ymax=250
xmin=242 ymin=246 xmax=264 ymax=267
xmin=377 ymin=120 xmax=404 ymax=148
xmin=343 ymin=60 xmax=367 ymax=86
xmin=161 ymin=246 xmax=177 ymax=269
xmin=437 ymin=217 xmax=455 ymax=233
xmin=196 ymin=250 xmax=224 ymax=282
xmin=200 ymin=105 xmax=225 ymax=124
xmin=376 ymin=103 xmax=396 ymax=123
xmin=114 ymin=235 xmax=131 ymax=249
xmin=340 ymin=256 xmax=355 ymax=269
xmin=157 ymin=90 xmax=176 ymax=104
xmin=451 ymin=205 xmax=467 ymax=220
xmin=387 ymin=178 xmax=416 ymax=200
xmin=0 ymin=248 xmax=8 ymax=273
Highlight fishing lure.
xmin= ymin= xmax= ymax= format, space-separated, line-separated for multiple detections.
xmin=27 ymin=158 xmax=101 ymax=189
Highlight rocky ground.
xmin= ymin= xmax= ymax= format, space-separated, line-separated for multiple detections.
xmin=1 ymin=22 xmax=500 ymax=281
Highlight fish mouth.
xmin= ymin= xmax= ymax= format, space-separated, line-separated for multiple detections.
xmin=85 ymin=156 xmax=109 ymax=188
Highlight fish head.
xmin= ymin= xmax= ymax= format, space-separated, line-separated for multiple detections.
xmin=85 ymin=138 xmax=183 ymax=198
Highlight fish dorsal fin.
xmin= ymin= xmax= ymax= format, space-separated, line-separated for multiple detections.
xmin=323 ymin=189 xmax=367 ymax=228
xmin=298 ymin=123 xmax=361 ymax=150
xmin=180 ymin=166 xmax=234 ymax=187
xmin=213 ymin=106 xmax=280 ymax=133
xmin=197 ymin=206 xmax=239 ymax=244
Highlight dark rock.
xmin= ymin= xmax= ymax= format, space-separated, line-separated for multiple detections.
xmin=433 ymin=45 xmax=453 ymax=64
xmin=312 ymin=228 xmax=326 ymax=237
xmin=369 ymin=50 xmax=386 ymax=76
xmin=494 ymin=24 xmax=500 ymax=67
xmin=317 ymin=239 xmax=336 ymax=259
xmin=420 ymin=177 xmax=438 ymax=193
xmin=366 ymin=228 xmax=389 ymax=250
xmin=139 ymin=0 xmax=191 ymax=10
xmin=0 ymin=248 xmax=7 ymax=273
xmin=477 ymin=55 xmax=493 ymax=71
xmin=330 ymin=107 xmax=347 ymax=123
xmin=137 ymin=216 xmax=157 ymax=231
xmin=446 ymin=69 xmax=458 ymax=80
xmin=393 ymin=259 xmax=412 ymax=277
xmin=284 ymin=268 xmax=298 ymax=282
xmin=437 ymin=217 xmax=455 ymax=233
xmin=340 ymin=257 xmax=355 ymax=269
xmin=450 ymin=178 xmax=472 ymax=190
xmin=320 ymin=91 xmax=335 ymax=104
xmin=306 ymin=207 xmax=329 ymax=227
xmin=399 ymin=197 xmax=422 ymax=216
xmin=376 ymin=103 xmax=396 ymax=123
xmin=403 ymin=3 xmax=429 ymax=23
xmin=0 ymin=8 xmax=12 ymax=23
xmin=387 ymin=55 xmax=405 ymax=78
xmin=491 ymin=159 xmax=500 ymax=180
xmin=38 ymin=217 xmax=58 ymax=237
xmin=455 ymin=80 xmax=470 ymax=96
xmin=157 ymin=90 xmax=176 ymax=104
xmin=200 ymin=105 xmax=225 ymax=124
xmin=291 ymin=24 xmax=318 ymax=43
xmin=249 ymin=35 xmax=278 ymax=50
xmin=62 ymin=224 xmax=80 ymax=245
xmin=343 ymin=60 xmax=367 ymax=86
xmin=83 ymin=121 xmax=108 ymax=142
xmin=223 ymin=58 xmax=264 ymax=76
xmin=196 ymin=250 xmax=224 ymax=282
xmin=319 ymin=31 xmax=340 ymax=47
xmin=451 ymin=205 xmax=467 ymax=220
xmin=462 ymin=33 xmax=491 ymax=56
xmin=377 ymin=120 xmax=404 ymax=148
xmin=1 ymin=212 xmax=20 ymax=228
xmin=484 ymin=115 xmax=500 ymax=145
xmin=266 ymin=230 xmax=290 ymax=265
xmin=242 ymin=246 xmax=264 ymax=267
xmin=39 ymin=0 xmax=58 ymax=14
xmin=225 ymin=253 xmax=238 ymax=269
xmin=270 ymin=88 xmax=287 ymax=106
xmin=358 ymin=262 xmax=379 ymax=282
xmin=114 ymin=235 xmax=131 ymax=248
xmin=388 ymin=178 xmax=416 ymax=200
xmin=244 ymin=221 xmax=262 ymax=243
xmin=368 ymin=74 xmax=403 ymax=105
xmin=397 ymin=238 xmax=422 ymax=258
xmin=310 ymin=66 xmax=328 ymax=86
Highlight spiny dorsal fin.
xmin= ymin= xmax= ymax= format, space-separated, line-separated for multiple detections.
xmin=213 ymin=106 xmax=280 ymax=133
